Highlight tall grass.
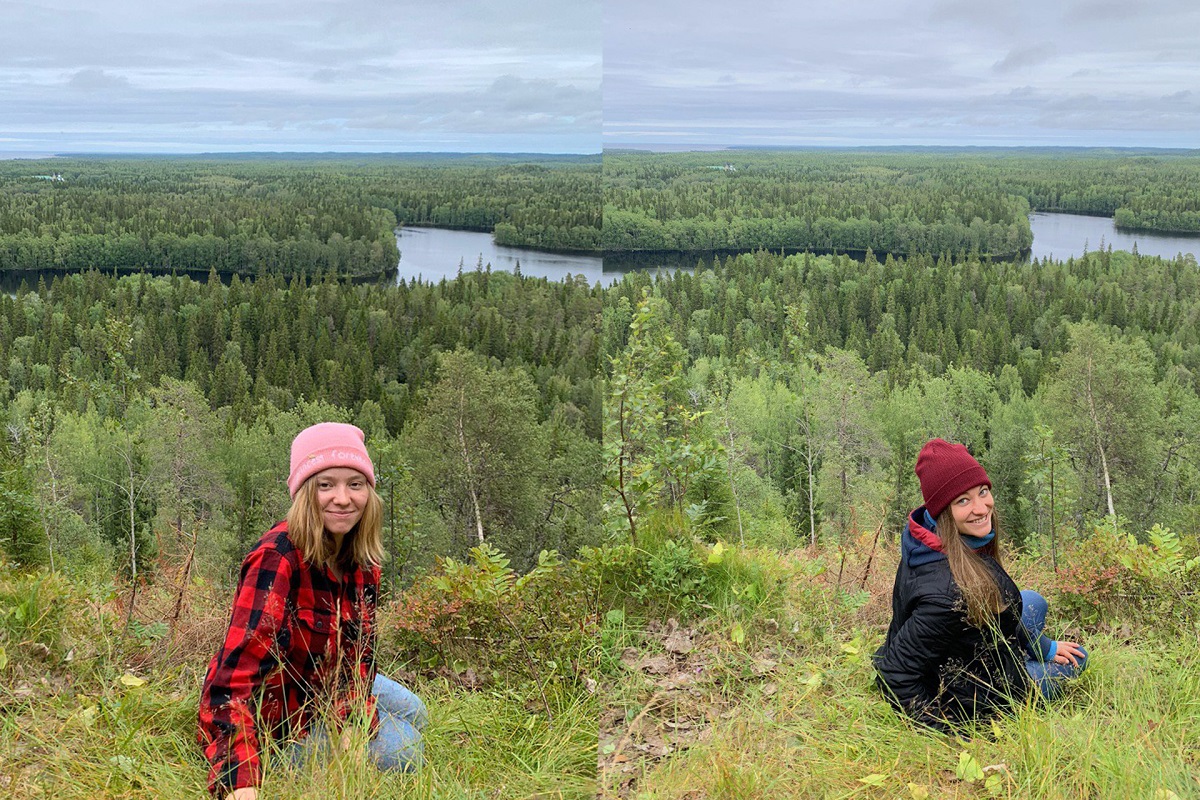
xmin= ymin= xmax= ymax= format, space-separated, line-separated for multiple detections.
xmin=6 ymin=530 xmax=1198 ymax=800
xmin=0 ymin=565 xmax=598 ymax=799
xmin=0 ymin=674 xmax=598 ymax=798
xmin=597 ymin=536 xmax=1200 ymax=800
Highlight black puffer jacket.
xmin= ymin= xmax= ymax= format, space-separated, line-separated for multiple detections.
xmin=873 ymin=507 xmax=1033 ymax=732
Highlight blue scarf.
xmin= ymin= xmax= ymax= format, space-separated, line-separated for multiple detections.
xmin=904 ymin=506 xmax=995 ymax=566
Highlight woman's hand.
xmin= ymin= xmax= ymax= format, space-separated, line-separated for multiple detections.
xmin=226 ymin=788 xmax=258 ymax=800
xmin=1052 ymin=640 xmax=1085 ymax=667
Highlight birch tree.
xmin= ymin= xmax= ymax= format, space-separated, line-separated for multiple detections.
xmin=1044 ymin=323 xmax=1161 ymax=522
xmin=406 ymin=349 xmax=547 ymax=565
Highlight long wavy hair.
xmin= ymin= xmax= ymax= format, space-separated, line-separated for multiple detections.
xmin=286 ymin=476 xmax=385 ymax=570
xmin=937 ymin=503 xmax=1005 ymax=628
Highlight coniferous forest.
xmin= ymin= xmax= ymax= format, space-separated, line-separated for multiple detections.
xmin=3 ymin=150 xmax=1200 ymax=800
xmin=0 ymin=269 xmax=604 ymax=582
xmin=0 ymin=154 xmax=602 ymax=280
xmin=603 ymin=149 xmax=1200 ymax=255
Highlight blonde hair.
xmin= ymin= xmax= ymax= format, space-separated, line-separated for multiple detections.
xmin=938 ymin=504 xmax=1004 ymax=628
xmin=286 ymin=476 xmax=385 ymax=569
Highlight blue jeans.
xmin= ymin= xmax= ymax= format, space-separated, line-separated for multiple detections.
xmin=1020 ymin=590 xmax=1088 ymax=701
xmin=289 ymin=674 xmax=428 ymax=772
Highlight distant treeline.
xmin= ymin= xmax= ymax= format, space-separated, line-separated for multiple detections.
xmin=0 ymin=155 xmax=603 ymax=277
xmin=6 ymin=151 xmax=1197 ymax=278
xmin=602 ymin=149 xmax=1200 ymax=255
xmin=607 ymin=248 xmax=1200 ymax=392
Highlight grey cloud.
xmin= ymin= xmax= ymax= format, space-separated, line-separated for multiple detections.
xmin=993 ymin=44 xmax=1057 ymax=75
xmin=606 ymin=71 xmax=1200 ymax=147
xmin=604 ymin=0 xmax=1200 ymax=148
xmin=67 ymin=69 xmax=131 ymax=91
xmin=5 ymin=2 xmax=599 ymax=75
xmin=309 ymin=65 xmax=397 ymax=84
xmin=6 ymin=0 xmax=1199 ymax=152
xmin=1064 ymin=0 xmax=1179 ymax=23
xmin=0 ymin=0 xmax=600 ymax=152
xmin=3 ymin=71 xmax=600 ymax=137
xmin=1066 ymin=0 xmax=1129 ymax=20
xmin=488 ymin=75 xmax=593 ymax=114
xmin=924 ymin=0 xmax=1044 ymax=39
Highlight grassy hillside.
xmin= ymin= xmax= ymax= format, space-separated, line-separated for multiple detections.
xmin=596 ymin=524 xmax=1200 ymax=800
xmin=0 ymin=549 xmax=598 ymax=799
xmin=2 ymin=519 xmax=1197 ymax=799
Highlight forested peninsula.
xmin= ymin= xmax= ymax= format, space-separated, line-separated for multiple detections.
xmin=0 ymin=154 xmax=603 ymax=279
xmin=602 ymin=148 xmax=1200 ymax=256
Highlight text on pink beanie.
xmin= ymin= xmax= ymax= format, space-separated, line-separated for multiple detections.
xmin=288 ymin=422 xmax=376 ymax=498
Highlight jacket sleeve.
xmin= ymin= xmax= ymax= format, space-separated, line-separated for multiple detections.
xmin=1017 ymin=628 xmax=1058 ymax=662
xmin=874 ymin=594 xmax=971 ymax=732
xmin=1015 ymin=612 xmax=1058 ymax=662
xmin=198 ymin=544 xmax=293 ymax=795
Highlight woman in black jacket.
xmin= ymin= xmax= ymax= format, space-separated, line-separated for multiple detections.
xmin=873 ymin=438 xmax=1088 ymax=732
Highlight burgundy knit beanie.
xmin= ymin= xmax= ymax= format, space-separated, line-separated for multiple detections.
xmin=914 ymin=438 xmax=991 ymax=518
xmin=288 ymin=422 xmax=376 ymax=498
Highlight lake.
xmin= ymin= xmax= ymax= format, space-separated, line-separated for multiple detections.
xmin=396 ymin=227 xmax=605 ymax=284
xmin=399 ymin=213 xmax=1200 ymax=286
xmin=1028 ymin=212 xmax=1198 ymax=262
xmin=7 ymin=213 xmax=1195 ymax=295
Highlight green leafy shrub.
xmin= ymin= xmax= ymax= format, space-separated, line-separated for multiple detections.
xmin=583 ymin=530 xmax=787 ymax=625
xmin=1122 ymin=524 xmax=1200 ymax=581
xmin=583 ymin=535 xmax=710 ymax=618
xmin=380 ymin=544 xmax=596 ymax=686
xmin=127 ymin=619 xmax=169 ymax=649
xmin=641 ymin=537 xmax=711 ymax=612
xmin=1045 ymin=520 xmax=1200 ymax=631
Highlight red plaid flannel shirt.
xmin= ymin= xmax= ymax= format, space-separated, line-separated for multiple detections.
xmin=198 ymin=522 xmax=381 ymax=795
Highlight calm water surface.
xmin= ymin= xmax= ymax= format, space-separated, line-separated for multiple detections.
xmin=1028 ymin=212 xmax=1198 ymax=261
xmin=396 ymin=227 xmax=604 ymax=284
xmin=398 ymin=214 xmax=1199 ymax=287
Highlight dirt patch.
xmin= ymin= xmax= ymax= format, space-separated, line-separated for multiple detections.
xmin=598 ymin=618 xmax=782 ymax=797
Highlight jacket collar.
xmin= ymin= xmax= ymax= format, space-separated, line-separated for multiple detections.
xmin=903 ymin=506 xmax=947 ymax=566
xmin=903 ymin=505 xmax=996 ymax=567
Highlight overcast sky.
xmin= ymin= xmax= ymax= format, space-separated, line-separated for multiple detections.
xmin=605 ymin=0 xmax=1200 ymax=149
xmin=1 ymin=0 xmax=601 ymax=154
xmin=4 ymin=1 xmax=1196 ymax=154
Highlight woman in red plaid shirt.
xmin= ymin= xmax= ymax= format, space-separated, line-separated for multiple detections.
xmin=198 ymin=422 xmax=427 ymax=799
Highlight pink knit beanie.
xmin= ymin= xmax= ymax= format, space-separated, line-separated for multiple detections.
xmin=288 ymin=422 xmax=376 ymax=498
xmin=914 ymin=438 xmax=991 ymax=518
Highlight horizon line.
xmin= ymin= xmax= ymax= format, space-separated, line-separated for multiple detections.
xmin=7 ymin=143 xmax=1199 ymax=159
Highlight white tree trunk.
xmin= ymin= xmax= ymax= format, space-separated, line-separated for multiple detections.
xmin=457 ymin=387 xmax=486 ymax=545
xmin=1084 ymin=356 xmax=1118 ymax=518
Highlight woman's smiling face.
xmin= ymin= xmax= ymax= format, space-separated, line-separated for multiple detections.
xmin=314 ymin=467 xmax=370 ymax=537
xmin=950 ymin=484 xmax=994 ymax=537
